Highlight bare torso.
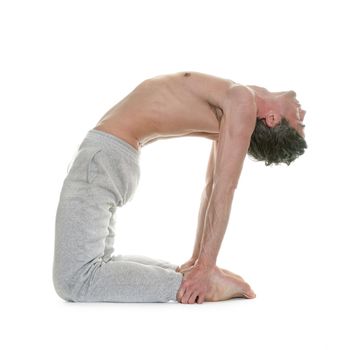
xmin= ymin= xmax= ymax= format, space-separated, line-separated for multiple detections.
xmin=93 ymin=72 xmax=233 ymax=151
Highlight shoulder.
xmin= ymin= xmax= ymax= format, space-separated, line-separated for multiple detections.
xmin=224 ymin=84 xmax=255 ymax=101
xmin=221 ymin=85 xmax=257 ymax=134
xmin=223 ymin=84 xmax=256 ymax=115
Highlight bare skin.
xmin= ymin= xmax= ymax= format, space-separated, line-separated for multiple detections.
xmin=175 ymin=259 xmax=254 ymax=303
xmin=93 ymin=71 xmax=306 ymax=150
xmin=93 ymin=71 xmax=227 ymax=150
xmin=176 ymin=259 xmax=245 ymax=282
xmin=92 ymin=71 xmax=306 ymax=304
xmin=195 ymin=267 xmax=255 ymax=302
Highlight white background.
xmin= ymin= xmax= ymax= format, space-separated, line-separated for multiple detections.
xmin=1 ymin=1 xmax=349 ymax=349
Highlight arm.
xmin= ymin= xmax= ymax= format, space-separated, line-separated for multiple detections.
xmin=196 ymin=87 xmax=257 ymax=269
xmin=176 ymin=86 xmax=256 ymax=303
xmin=191 ymin=140 xmax=217 ymax=260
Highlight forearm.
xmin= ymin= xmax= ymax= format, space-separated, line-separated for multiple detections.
xmin=190 ymin=140 xmax=217 ymax=261
xmin=197 ymin=189 xmax=234 ymax=268
xmin=191 ymin=187 xmax=212 ymax=259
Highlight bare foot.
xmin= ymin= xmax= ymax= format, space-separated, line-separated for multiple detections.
xmin=220 ymin=268 xmax=244 ymax=282
xmin=204 ymin=267 xmax=256 ymax=301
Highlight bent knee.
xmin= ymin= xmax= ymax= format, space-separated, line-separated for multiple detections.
xmin=52 ymin=271 xmax=79 ymax=302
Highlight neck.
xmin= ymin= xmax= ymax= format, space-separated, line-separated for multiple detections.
xmin=247 ymin=85 xmax=275 ymax=117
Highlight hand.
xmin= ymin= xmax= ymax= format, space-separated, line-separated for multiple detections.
xmin=176 ymin=258 xmax=197 ymax=273
xmin=176 ymin=262 xmax=214 ymax=304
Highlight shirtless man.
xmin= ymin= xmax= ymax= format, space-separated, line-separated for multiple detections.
xmin=53 ymin=71 xmax=307 ymax=304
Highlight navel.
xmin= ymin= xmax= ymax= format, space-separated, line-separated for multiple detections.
xmin=184 ymin=72 xmax=191 ymax=77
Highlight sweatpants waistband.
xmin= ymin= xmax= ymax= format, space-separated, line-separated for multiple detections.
xmin=79 ymin=129 xmax=141 ymax=163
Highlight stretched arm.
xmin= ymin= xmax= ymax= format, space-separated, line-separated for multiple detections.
xmin=177 ymin=86 xmax=256 ymax=304
xmin=197 ymin=87 xmax=256 ymax=268
xmin=191 ymin=140 xmax=217 ymax=260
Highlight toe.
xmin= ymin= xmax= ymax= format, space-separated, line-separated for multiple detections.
xmin=241 ymin=283 xmax=256 ymax=298
xmin=244 ymin=288 xmax=256 ymax=299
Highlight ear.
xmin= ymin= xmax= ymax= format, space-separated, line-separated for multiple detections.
xmin=264 ymin=111 xmax=282 ymax=128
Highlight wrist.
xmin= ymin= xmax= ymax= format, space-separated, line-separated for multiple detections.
xmin=196 ymin=257 xmax=216 ymax=271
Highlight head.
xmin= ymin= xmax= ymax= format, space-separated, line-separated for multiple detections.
xmin=247 ymin=88 xmax=308 ymax=166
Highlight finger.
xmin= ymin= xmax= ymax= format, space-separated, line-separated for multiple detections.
xmin=176 ymin=287 xmax=185 ymax=302
xmin=181 ymin=289 xmax=193 ymax=304
xmin=196 ymin=293 xmax=205 ymax=304
xmin=188 ymin=292 xmax=199 ymax=305
xmin=179 ymin=262 xmax=192 ymax=269
xmin=178 ymin=266 xmax=193 ymax=273
xmin=179 ymin=262 xmax=191 ymax=269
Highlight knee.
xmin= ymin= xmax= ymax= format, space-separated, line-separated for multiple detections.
xmin=52 ymin=270 xmax=78 ymax=302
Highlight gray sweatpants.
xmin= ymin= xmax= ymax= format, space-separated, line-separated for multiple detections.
xmin=53 ymin=129 xmax=183 ymax=302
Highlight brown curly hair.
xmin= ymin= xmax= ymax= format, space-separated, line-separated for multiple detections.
xmin=248 ymin=117 xmax=307 ymax=166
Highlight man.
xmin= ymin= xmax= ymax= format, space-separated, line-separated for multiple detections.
xmin=53 ymin=71 xmax=307 ymax=304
